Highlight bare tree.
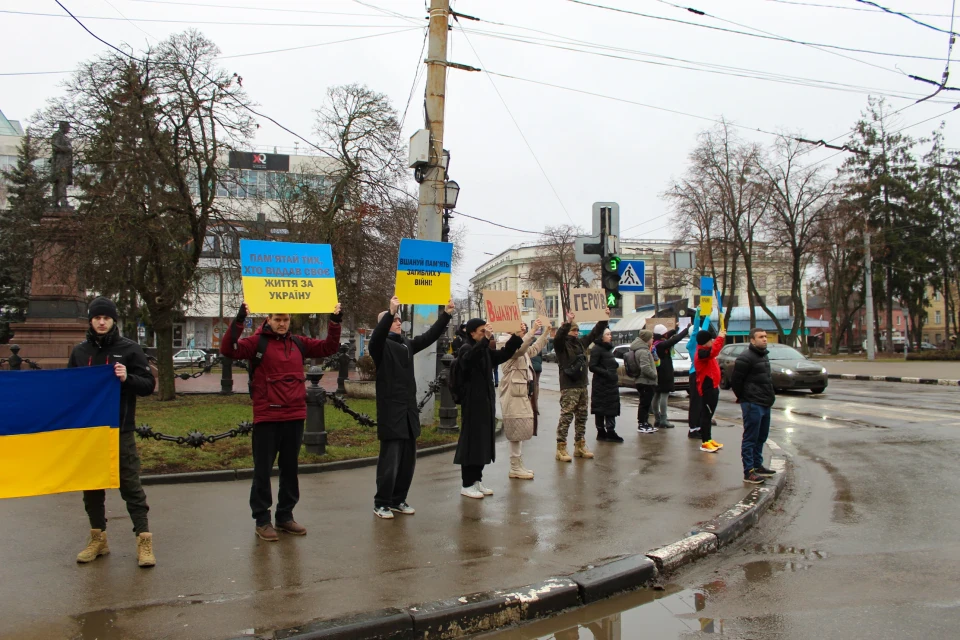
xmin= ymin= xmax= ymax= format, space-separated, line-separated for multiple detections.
xmin=812 ymin=198 xmax=865 ymax=354
xmin=756 ymin=135 xmax=837 ymax=351
xmin=36 ymin=30 xmax=254 ymax=399
xmin=526 ymin=225 xmax=593 ymax=315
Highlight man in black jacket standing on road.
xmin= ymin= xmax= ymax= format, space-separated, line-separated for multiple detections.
xmin=731 ymin=327 xmax=777 ymax=484
xmin=369 ymin=296 xmax=454 ymax=519
xmin=554 ymin=309 xmax=609 ymax=462
xmin=68 ymin=297 xmax=156 ymax=567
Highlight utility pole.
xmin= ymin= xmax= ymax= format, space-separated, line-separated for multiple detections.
xmin=412 ymin=0 xmax=450 ymax=424
xmin=865 ymin=231 xmax=875 ymax=361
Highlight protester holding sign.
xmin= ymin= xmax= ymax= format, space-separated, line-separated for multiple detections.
xmin=497 ymin=319 xmax=551 ymax=481
xmin=554 ymin=309 xmax=609 ymax=462
xmin=454 ymin=319 xmax=522 ymax=499
xmin=369 ymin=296 xmax=454 ymax=519
xmin=221 ymin=302 xmax=343 ymax=542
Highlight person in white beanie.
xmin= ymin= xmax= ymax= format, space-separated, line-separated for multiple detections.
xmin=651 ymin=322 xmax=690 ymax=429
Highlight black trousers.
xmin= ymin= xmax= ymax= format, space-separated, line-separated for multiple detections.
xmin=595 ymin=415 xmax=616 ymax=431
xmin=461 ymin=464 xmax=484 ymax=487
xmin=687 ymin=375 xmax=702 ymax=431
xmin=636 ymin=384 xmax=656 ymax=425
xmin=375 ymin=438 xmax=417 ymax=508
xmin=83 ymin=430 xmax=149 ymax=535
xmin=250 ymin=420 xmax=304 ymax=526
xmin=698 ymin=379 xmax=718 ymax=443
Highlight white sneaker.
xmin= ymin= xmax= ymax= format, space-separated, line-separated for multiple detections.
xmin=475 ymin=481 xmax=494 ymax=496
xmin=461 ymin=485 xmax=484 ymax=499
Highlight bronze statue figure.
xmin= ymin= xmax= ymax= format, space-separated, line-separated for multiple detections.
xmin=51 ymin=121 xmax=73 ymax=209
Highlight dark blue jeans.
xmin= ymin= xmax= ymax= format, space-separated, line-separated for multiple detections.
xmin=740 ymin=402 xmax=771 ymax=474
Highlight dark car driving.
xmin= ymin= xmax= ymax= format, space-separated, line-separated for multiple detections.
xmin=718 ymin=343 xmax=827 ymax=394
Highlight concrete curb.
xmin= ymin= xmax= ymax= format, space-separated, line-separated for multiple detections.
xmin=828 ymin=372 xmax=960 ymax=386
xmin=266 ymin=454 xmax=790 ymax=640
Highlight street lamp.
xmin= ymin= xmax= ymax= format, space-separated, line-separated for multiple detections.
xmin=443 ymin=179 xmax=460 ymax=210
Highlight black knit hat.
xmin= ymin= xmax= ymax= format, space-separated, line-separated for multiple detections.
xmin=465 ymin=318 xmax=486 ymax=335
xmin=696 ymin=330 xmax=712 ymax=346
xmin=88 ymin=297 xmax=118 ymax=322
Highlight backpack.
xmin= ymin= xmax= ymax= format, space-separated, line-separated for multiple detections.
xmin=447 ymin=353 xmax=466 ymax=404
xmin=248 ymin=332 xmax=306 ymax=397
xmin=622 ymin=348 xmax=641 ymax=378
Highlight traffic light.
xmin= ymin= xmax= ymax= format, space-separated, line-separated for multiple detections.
xmin=602 ymin=254 xmax=621 ymax=308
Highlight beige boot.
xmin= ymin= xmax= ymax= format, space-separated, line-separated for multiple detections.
xmin=137 ymin=532 xmax=156 ymax=568
xmin=518 ymin=455 xmax=534 ymax=477
xmin=509 ymin=456 xmax=534 ymax=479
xmin=556 ymin=442 xmax=572 ymax=462
xmin=76 ymin=529 xmax=109 ymax=563
xmin=574 ymin=439 xmax=595 ymax=459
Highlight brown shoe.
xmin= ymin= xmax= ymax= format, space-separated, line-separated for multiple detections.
xmin=255 ymin=523 xmax=279 ymax=541
xmin=136 ymin=532 xmax=156 ymax=567
xmin=275 ymin=520 xmax=307 ymax=536
xmin=77 ymin=529 xmax=109 ymax=563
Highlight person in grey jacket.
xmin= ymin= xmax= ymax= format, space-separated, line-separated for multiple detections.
xmin=629 ymin=329 xmax=659 ymax=434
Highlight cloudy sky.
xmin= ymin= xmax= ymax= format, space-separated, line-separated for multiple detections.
xmin=3 ymin=0 xmax=958 ymax=296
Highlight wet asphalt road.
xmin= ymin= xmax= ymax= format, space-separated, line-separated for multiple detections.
xmin=483 ymin=376 xmax=960 ymax=639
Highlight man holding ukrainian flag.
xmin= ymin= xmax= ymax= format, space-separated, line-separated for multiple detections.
xmin=68 ymin=297 xmax=157 ymax=567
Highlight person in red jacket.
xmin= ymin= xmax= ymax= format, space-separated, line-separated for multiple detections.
xmin=694 ymin=328 xmax=726 ymax=454
xmin=221 ymin=302 xmax=343 ymax=541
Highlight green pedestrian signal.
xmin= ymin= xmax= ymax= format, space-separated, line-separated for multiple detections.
xmin=607 ymin=292 xmax=617 ymax=307
xmin=608 ymin=255 xmax=621 ymax=272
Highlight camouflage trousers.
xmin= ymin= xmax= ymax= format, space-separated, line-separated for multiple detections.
xmin=557 ymin=387 xmax=589 ymax=443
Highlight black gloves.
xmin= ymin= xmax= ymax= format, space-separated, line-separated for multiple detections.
xmin=234 ymin=303 xmax=247 ymax=325
xmin=330 ymin=310 xmax=343 ymax=324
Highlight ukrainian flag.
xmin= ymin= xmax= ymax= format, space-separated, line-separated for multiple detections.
xmin=0 ymin=366 xmax=120 ymax=499
xmin=699 ymin=276 xmax=715 ymax=316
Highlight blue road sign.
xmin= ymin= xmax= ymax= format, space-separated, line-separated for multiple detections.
xmin=618 ymin=260 xmax=645 ymax=292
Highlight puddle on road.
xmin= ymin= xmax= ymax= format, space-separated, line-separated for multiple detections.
xmin=475 ymin=585 xmax=728 ymax=639
xmin=72 ymin=608 xmax=124 ymax=640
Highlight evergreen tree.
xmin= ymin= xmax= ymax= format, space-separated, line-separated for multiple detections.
xmin=0 ymin=132 xmax=47 ymax=342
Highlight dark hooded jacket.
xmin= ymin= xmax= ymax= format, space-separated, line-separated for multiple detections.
xmin=68 ymin=326 xmax=155 ymax=432
xmin=453 ymin=333 xmax=522 ymax=466
xmin=731 ymin=343 xmax=776 ymax=407
xmin=220 ymin=318 xmax=341 ymax=423
xmin=554 ymin=321 xmax=607 ymax=390
xmin=589 ymin=340 xmax=620 ymax=417
xmin=654 ymin=325 xmax=691 ymax=392
xmin=368 ymin=309 xmax=451 ymax=440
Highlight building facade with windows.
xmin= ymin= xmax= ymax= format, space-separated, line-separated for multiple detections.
xmin=469 ymin=239 xmax=799 ymax=325
xmin=0 ymin=109 xmax=26 ymax=210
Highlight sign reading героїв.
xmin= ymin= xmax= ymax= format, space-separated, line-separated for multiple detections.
xmin=568 ymin=288 xmax=610 ymax=321
xmin=239 ymin=239 xmax=339 ymax=313
xmin=394 ymin=238 xmax=453 ymax=305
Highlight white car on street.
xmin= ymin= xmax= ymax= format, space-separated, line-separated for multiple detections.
xmin=612 ymin=341 xmax=690 ymax=392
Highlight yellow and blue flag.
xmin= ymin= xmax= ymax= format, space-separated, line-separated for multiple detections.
xmin=0 ymin=366 xmax=120 ymax=499
xmin=699 ymin=276 xmax=714 ymax=316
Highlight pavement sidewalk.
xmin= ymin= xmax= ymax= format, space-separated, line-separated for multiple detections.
xmin=822 ymin=360 xmax=960 ymax=381
xmin=0 ymin=387 xmax=765 ymax=640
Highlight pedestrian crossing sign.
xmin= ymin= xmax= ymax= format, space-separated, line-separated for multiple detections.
xmin=617 ymin=260 xmax=645 ymax=291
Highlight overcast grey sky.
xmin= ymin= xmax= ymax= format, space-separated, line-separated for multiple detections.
xmin=3 ymin=0 xmax=958 ymax=297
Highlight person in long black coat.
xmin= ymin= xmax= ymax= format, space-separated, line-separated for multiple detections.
xmin=589 ymin=327 xmax=623 ymax=443
xmin=454 ymin=318 xmax=522 ymax=499
xmin=652 ymin=323 xmax=691 ymax=428
xmin=368 ymin=295 xmax=454 ymax=519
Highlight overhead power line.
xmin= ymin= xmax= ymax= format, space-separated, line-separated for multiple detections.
xmin=763 ymin=0 xmax=954 ymax=19
xmin=0 ymin=8 xmax=412 ymax=28
xmin=565 ymin=0 xmax=944 ymax=66
xmin=854 ymin=0 xmax=959 ymax=36
xmin=125 ymin=0 xmax=415 ymax=19
xmin=453 ymin=211 xmax=539 ymax=235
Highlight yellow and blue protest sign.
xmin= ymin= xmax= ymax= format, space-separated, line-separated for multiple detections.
xmin=0 ymin=366 xmax=120 ymax=499
xmin=395 ymin=239 xmax=452 ymax=305
xmin=699 ymin=276 xmax=714 ymax=316
xmin=239 ymin=239 xmax=338 ymax=314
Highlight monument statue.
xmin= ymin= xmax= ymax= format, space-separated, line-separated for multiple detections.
xmin=50 ymin=121 xmax=73 ymax=209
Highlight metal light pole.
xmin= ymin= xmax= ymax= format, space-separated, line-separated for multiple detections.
xmin=865 ymin=231 xmax=875 ymax=362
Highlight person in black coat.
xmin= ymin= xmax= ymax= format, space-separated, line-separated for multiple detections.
xmin=68 ymin=297 xmax=156 ymax=568
xmin=368 ymin=296 xmax=454 ymax=519
xmin=652 ymin=323 xmax=691 ymax=428
xmin=454 ymin=318 xmax=522 ymax=499
xmin=589 ymin=327 xmax=623 ymax=443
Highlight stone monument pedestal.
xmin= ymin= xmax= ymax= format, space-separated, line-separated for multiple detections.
xmin=0 ymin=208 xmax=87 ymax=369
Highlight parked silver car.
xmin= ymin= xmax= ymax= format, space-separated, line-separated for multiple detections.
xmin=172 ymin=349 xmax=207 ymax=366
xmin=613 ymin=342 xmax=690 ymax=391
xmin=718 ymin=343 xmax=827 ymax=394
